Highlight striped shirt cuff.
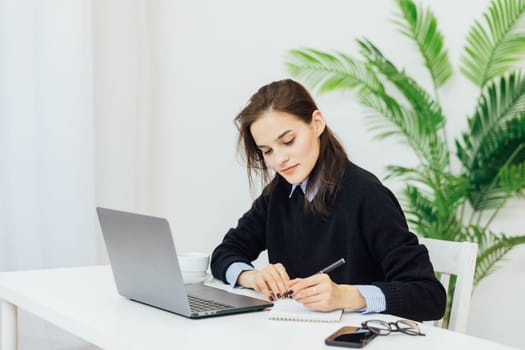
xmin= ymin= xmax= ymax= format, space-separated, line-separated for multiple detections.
xmin=225 ymin=262 xmax=254 ymax=287
xmin=354 ymin=285 xmax=386 ymax=313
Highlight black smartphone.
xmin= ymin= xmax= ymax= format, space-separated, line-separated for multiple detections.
xmin=325 ymin=326 xmax=378 ymax=348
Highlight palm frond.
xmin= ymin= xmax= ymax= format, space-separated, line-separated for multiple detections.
xmin=468 ymin=115 xmax=525 ymax=167
xmin=384 ymin=165 xmax=423 ymax=181
xmin=462 ymin=227 xmax=525 ymax=285
xmin=460 ymin=0 xmax=525 ymax=87
xmin=402 ymin=176 xmax=465 ymax=241
xmin=284 ymin=48 xmax=383 ymax=95
xmin=394 ymin=0 xmax=453 ymax=88
xmin=360 ymin=94 xmax=414 ymax=139
xmin=499 ymin=160 xmax=525 ymax=194
xmin=357 ymin=38 xmax=450 ymax=171
xmin=457 ymin=72 xmax=525 ymax=210
xmin=463 ymin=71 xmax=525 ymax=148
xmin=466 ymin=122 xmax=525 ymax=210
xmin=385 ymin=165 xmax=442 ymax=196
xmin=360 ymin=95 xmax=449 ymax=171
xmin=285 ymin=47 xmax=437 ymax=163
xmin=360 ymin=93 xmax=406 ymax=141
xmin=386 ymin=166 xmax=467 ymax=211
xmin=358 ymin=38 xmax=446 ymax=135
xmin=403 ymin=185 xmax=439 ymax=235
xmin=466 ymin=115 xmax=525 ymax=198
xmin=439 ymin=173 xmax=469 ymax=211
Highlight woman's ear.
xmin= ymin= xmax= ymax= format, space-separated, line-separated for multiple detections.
xmin=312 ymin=110 xmax=326 ymax=136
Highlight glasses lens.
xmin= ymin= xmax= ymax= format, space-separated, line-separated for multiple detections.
xmin=364 ymin=320 xmax=391 ymax=335
xmin=396 ymin=320 xmax=421 ymax=336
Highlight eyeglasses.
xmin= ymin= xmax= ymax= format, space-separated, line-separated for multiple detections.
xmin=362 ymin=319 xmax=426 ymax=336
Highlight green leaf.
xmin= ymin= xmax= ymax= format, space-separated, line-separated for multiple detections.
xmin=456 ymin=72 xmax=525 ymax=210
xmin=403 ymin=185 xmax=439 ymax=235
xmin=360 ymin=95 xmax=449 ymax=173
xmin=284 ymin=49 xmax=383 ymax=95
xmin=499 ymin=160 xmax=525 ymax=194
xmin=358 ymin=39 xmax=446 ymax=135
xmin=460 ymin=0 xmax=525 ymax=87
xmin=467 ymin=117 xmax=525 ymax=207
xmin=384 ymin=165 xmax=422 ymax=181
xmin=359 ymin=94 xmax=411 ymax=141
xmin=357 ymin=39 xmax=449 ymax=170
xmin=462 ymin=227 xmax=525 ymax=285
xmin=394 ymin=0 xmax=453 ymax=88
xmin=397 ymin=171 xmax=466 ymax=241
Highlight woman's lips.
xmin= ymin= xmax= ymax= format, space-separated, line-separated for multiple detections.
xmin=281 ymin=164 xmax=299 ymax=174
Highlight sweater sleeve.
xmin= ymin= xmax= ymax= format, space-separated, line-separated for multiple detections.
xmin=210 ymin=194 xmax=268 ymax=283
xmin=360 ymin=182 xmax=446 ymax=321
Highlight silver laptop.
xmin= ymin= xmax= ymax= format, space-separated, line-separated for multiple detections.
xmin=96 ymin=207 xmax=273 ymax=318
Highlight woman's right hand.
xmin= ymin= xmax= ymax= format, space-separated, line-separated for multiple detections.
xmin=237 ymin=263 xmax=290 ymax=301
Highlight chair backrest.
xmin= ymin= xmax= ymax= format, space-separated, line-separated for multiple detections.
xmin=419 ymin=237 xmax=478 ymax=333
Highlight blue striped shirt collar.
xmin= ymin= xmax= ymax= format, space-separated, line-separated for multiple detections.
xmin=289 ymin=178 xmax=319 ymax=202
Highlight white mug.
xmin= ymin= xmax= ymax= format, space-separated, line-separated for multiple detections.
xmin=178 ymin=252 xmax=210 ymax=278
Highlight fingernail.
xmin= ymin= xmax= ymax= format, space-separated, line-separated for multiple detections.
xmin=276 ymin=293 xmax=281 ymax=298
xmin=269 ymin=295 xmax=274 ymax=301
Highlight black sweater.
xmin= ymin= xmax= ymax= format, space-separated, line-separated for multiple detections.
xmin=211 ymin=162 xmax=446 ymax=321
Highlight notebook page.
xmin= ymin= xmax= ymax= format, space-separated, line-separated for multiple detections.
xmin=268 ymin=299 xmax=342 ymax=322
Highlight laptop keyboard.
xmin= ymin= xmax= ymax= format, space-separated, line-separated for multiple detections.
xmin=188 ymin=295 xmax=234 ymax=313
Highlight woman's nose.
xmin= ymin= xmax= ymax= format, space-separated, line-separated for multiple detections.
xmin=274 ymin=149 xmax=289 ymax=166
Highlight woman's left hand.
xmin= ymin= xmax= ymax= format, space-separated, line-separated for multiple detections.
xmin=287 ymin=274 xmax=366 ymax=312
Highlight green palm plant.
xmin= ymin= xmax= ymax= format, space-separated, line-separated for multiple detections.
xmin=285 ymin=0 xmax=525 ymax=287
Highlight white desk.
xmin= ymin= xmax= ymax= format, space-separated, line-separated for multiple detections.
xmin=0 ymin=266 xmax=517 ymax=350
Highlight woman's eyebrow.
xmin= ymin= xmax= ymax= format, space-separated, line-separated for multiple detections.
xmin=256 ymin=130 xmax=293 ymax=148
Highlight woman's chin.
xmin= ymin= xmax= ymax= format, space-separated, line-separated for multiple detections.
xmin=280 ymin=173 xmax=307 ymax=185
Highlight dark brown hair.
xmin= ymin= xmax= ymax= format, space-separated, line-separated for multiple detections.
xmin=235 ymin=79 xmax=349 ymax=216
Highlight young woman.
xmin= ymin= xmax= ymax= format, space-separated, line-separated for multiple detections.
xmin=210 ymin=79 xmax=446 ymax=321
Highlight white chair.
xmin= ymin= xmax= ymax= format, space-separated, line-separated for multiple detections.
xmin=419 ymin=237 xmax=478 ymax=333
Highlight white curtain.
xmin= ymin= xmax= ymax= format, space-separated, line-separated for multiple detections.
xmin=0 ymin=0 xmax=96 ymax=270
xmin=0 ymin=0 xmax=97 ymax=347
xmin=0 ymin=0 xmax=167 ymax=347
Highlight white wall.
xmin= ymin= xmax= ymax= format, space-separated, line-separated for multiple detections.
xmin=151 ymin=1 xmax=523 ymax=348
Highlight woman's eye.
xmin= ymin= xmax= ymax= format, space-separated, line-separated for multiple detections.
xmin=284 ymin=138 xmax=295 ymax=145
xmin=263 ymin=149 xmax=273 ymax=155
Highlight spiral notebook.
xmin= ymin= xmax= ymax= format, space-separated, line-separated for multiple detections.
xmin=268 ymin=299 xmax=343 ymax=322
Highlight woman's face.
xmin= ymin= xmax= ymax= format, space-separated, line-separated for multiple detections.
xmin=250 ymin=110 xmax=325 ymax=185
